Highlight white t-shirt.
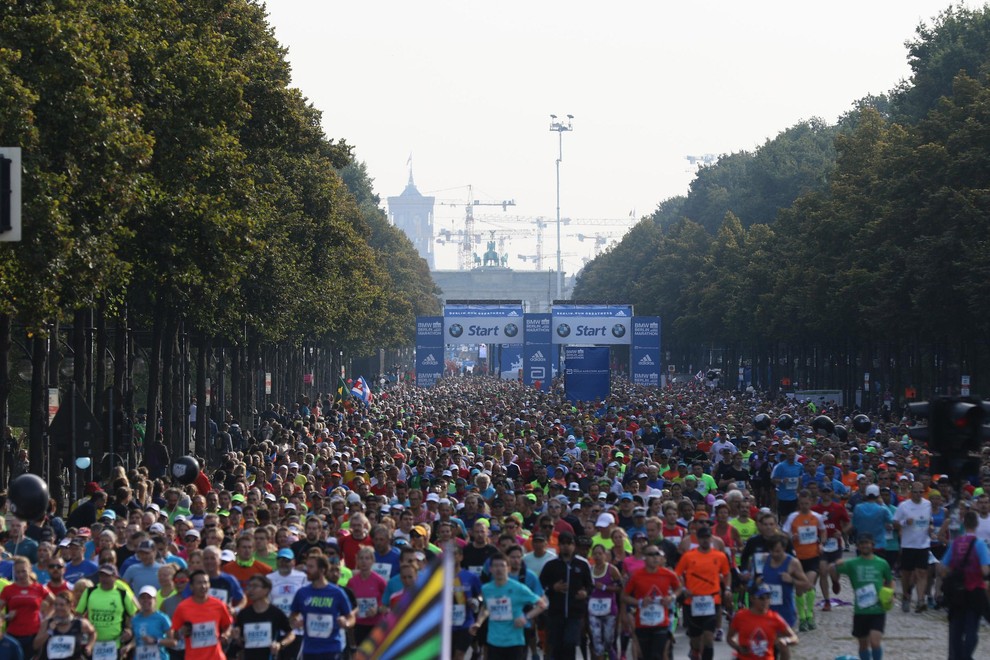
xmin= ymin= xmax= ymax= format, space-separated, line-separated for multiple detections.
xmin=894 ymin=498 xmax=932 ymax=549
xmin=974 ymin=513 xmax=990 ymax=545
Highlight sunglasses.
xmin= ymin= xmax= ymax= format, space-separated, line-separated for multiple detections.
xmin=644 ymin=552 xmax=661 ymax=557
xmin=49 ymin=564 xmax=64 ymax=569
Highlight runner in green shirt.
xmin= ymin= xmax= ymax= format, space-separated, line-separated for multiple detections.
xmin=76 ymin=564 xmax=138 ymax=654
xmin=831 ymin=534 xmax=893 ymax=660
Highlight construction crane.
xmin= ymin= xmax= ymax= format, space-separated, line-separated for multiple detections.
xmin=435 ymin=185 xmax=515 ymax=270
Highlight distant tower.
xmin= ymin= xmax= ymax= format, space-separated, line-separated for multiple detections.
xmin=387 ymin=166 xmax=435 ymax=269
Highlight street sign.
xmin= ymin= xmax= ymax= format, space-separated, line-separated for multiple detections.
xmin=0 ymin=147 xmax=22 ymax=242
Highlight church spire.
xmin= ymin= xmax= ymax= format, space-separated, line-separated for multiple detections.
xmin=407 ymin=152 xmax=414 ymax=187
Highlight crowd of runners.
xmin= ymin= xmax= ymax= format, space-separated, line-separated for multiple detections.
xmin=2 ymin=376 xmax=990 ymax=660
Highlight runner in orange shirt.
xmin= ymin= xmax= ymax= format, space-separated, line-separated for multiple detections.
xmin=622 ymin=545 xmax=681 ymax=659
xmin=171 ymin=570 xmax=233 ymax=660
xmin=781 ymin=490 xmax=826 ymax=632
xmin=674 ymin=525 xmax=731 ymax=660
xmin=728 ymin=583 xmax=799 ymax=660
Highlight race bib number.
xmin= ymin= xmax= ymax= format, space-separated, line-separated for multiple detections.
xmin=768 ymin=583 xmax=783 ymax=606
xmin=452 ymin=604 xmax=466 ymax=626
xmin=243 ymin=622 xmax=273 ymax=649
xmin=305 ymin=613 xmax=333 ymax=638
xmin=468 ymin=565 xmax=483 ymax=576
xmin=691 ymin=594 xmax=716 ymax=617
xmin=489 ymin=597 xmax=513 ymax=622
xmin=855 ymin=584 xmax=878 ymax=609
xmin=372 ymin=563 xmax=393 ymax=580
xmin=93 ymin=641 xmax=117 ymax=660
xmin=47 ymin=635 xmax=75 ymax=660
xmin=208 ymin=587 xmax=229 ymax=604
xmin=588 ymin=597 xmax=611 ymax=617
xmin=639 ymin=599 xmax=665 ymax=627
xmin=753 ymin=552 xmax=768 ymax=574
xmin=356 ymin=597 xmax=378 ymax=618
xmin=191 ymin=622 xmax=218 ymax=649
xmin=136 ymin=645 xmax=160 ymax=660
xmin=736 ymin=481 xmax=748 ymax=491
xmin=798 ymin=525 xmax=818 ymax=545
xmin=272 ymin=594 xmax=293 ymax=615
xmin=784 ymin=477 xmax=799 ymax=490
xmin=823 ymin=538 xmax=839 ymax=553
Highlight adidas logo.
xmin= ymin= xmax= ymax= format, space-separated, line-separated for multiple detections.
xmin=421 ymin=354 xmax=438 ymax=366
xmin=531 ymin=351 xmax=546 ymax=362
xmin=638 ymin=354 xmax=655 ymax=366
xmin=615 ymin=309 xmax=629 ymax=316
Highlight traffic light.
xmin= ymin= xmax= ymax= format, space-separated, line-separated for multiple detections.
xmin=907 ymin=396 xmax=990 ymax=478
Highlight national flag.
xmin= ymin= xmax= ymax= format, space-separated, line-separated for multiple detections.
xmin=336 ymin=377 xmax=350 ymax=402
xmin=355 ymin=544 xmax=453 ymax=660
xmin=351 ymin=376 xmax=373 ymax=405
xmin=695 ymin=370 xmax=705 ymax=381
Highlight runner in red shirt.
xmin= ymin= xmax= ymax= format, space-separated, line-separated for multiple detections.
xmin=811 ymin=485 xmax=850 ymax=610
xmin=728 ymin=583 xmax=799 ymax=660
xmin=0 ymin=557 xmax=54 ymax=657
xmin=171 ymin=570 xmax=233 ymax=660
xmin=621 ymin=545 xmax=681 ymax=659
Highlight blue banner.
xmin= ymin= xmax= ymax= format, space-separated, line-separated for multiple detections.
xmin=630 ymin=316 xmax=661 ymax=387
xmin=524 ymin=314 xmax=553 ymax=391
xmin=552 ymin=304 xmax=633 ymax=345
xmin=415 ymin=316 xmax=444 ymax=387
xmin=564 ymin=346 xmax=611 ymax=402
xmin=498 ymin=345 xmax=524 ymax=380
xmin=444 ymin=303 xmax=525 ymax=345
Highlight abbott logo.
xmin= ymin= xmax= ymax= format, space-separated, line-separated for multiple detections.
xmin=531 ymin=351 xmax=546 ymax=362
xmin=638 ymin=354 xmax=655 ymax=366
xmin=421 ymin=354 xmax=438 ymax=366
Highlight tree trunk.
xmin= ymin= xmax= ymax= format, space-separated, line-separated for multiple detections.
xmin=28 ymin=333 xmax=47 ymax=476
xmin=95 ymin=304 xmax=107 ymax=419
xmin=231 ymin=344 xmax=242 ymax=424
xmin=146 ymin=299 xmax=164 ymax=445
xmin=161 ymin=311 xmax=178 ymax=457
xmin=0 ymin=313 xmax=11 ymax=485
xmin=195 ymin=333 xmax=208 ymax=457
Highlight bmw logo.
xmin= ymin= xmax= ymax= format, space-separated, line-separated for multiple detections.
xmin=611 ymin=323 xmax=626 ymax=338
xmin=448 ymin=323 xmax=463 ymax=338
xmin=503 ymin=323 xmax=518 ymax=337
xmin=556 ymin=323 xmax=571 ymax=338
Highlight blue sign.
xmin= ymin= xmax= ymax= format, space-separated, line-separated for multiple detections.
xmin=415 ymin=316 xmax=444 ymax=387
xmin=524 ymin=314 xmax=553 ymax=391
xmin=498 ymin=345 xmax=524 ymax=380
xmin=564 ymin=346 xmax=611 ymax=402
xmin=444 ymin=304 xmax=525 ymax=345
xmin=552 ymin=304 xmax=633 ymax=345
xmin=630 ymin=316 xmax=661 ymax=387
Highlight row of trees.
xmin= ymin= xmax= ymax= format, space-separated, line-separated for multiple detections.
xmin=575 ymin=5 xmax=990 ymax=407
xmin=0 ymin=1 xmax=439 ymax=485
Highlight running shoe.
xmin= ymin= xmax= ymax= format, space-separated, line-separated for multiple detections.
xmin=901 ymin=598 xmax=911 ymax=613
xmin=822 ymin=600 xmax=831 ymax=611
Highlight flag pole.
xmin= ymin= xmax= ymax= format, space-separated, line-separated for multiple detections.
xmin=441 ymin=543 xmax=453 ymax=660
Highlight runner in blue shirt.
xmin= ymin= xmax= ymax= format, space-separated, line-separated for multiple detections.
xmin=451 ymin=545 xmax=483 ymax=660
xmin=128 ymin=586 xmax=172 ymax=660
xmin=291 ymin=553 xmax=356 ymax=660
xmin=771 ymin=447 xmax=804 ymax=520
xmin=474 ymin=553 xmax=547 ymax=658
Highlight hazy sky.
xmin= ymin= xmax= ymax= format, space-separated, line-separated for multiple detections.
xmin=265 ymin=1 xmax=961 ymax=270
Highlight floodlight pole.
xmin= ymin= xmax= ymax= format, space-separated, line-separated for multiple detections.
xmin=549 ymin=115 xmax=573 ymax=300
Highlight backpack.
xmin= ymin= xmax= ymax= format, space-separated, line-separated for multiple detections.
xmin=941 ymin=536 xmax=975 ymax=609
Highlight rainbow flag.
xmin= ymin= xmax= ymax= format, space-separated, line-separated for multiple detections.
xmin=355 ymin=546 xmax=453 ymax=660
